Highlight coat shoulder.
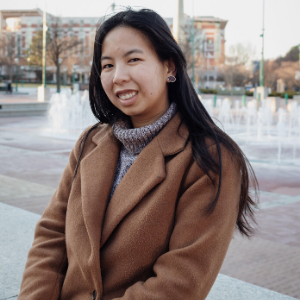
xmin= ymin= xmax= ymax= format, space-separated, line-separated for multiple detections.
xmin=181 ymin=138 xmax=240 ymax=193
xmin=73 ymin=123 xmax=112 ymax=159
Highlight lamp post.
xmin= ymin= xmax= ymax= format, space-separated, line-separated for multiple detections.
xmin=255 ymin=0 xmax=267 ymax=101
xmin=20 ymin=66 xmax=24 ymax=87
xmin=89 ymin=60 xmax=93 ymax=83
xmin=298 ymin=44 xmax=300 ymax=68
xmin=72 ymin=65 xmax=75 ymax=86
xmin=27 ymin=57 xmax=31 ymax=83
xmin=191 ymin=0 xmax=195 ymax=88
xmin=295 ymin=44 xmax=300 ymax=91
xmin=63 ymin=67 xmax=66 ymax=89
xmin=72 ymin=65 xmax=76 ymax=93
xmin=42 ymin=9 xmax=48 ymax=88
xmin=14 ymin=58 xmax=19 ymax=92
xmin=14 ymin=34 xmax=21 ymax=92
xmin=205 ymin=37 xmax=210 ymax=89
xmin=259 ymin=0 xmax=265 ymax=87
xmin=298 ymin=44 xmax=300 ymax=73
xmin=58 ymin=57 xmax=62 ymax=93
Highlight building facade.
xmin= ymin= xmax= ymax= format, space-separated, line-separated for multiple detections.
xmin=0 ymin=9 xmax=99 ymax=83
xmin=0 ymin=9 xmax=227 ymax=88
xmin=186 ymin=16 xmax=227 ymax=89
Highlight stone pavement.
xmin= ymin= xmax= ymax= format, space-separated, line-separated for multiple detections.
xmin=0 ymin=92 xmax=38 ymax=103
xmin=0 ymin=115 xmax=299 ymax=299
xmin=0 ymin=202 xmax=295 ymax=300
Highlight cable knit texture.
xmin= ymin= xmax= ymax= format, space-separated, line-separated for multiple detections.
xmin=110 ymin=102 xmax=177 ymax=201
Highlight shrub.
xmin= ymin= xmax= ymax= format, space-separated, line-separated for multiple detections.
xmin=269 ymin=90 xmax=298 ymax=99
xmin=199 ymin=89 xmax=217 ymax=94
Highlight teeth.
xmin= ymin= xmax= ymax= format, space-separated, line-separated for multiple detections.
xmin=119 ymin=92 xmax=137 ymax=100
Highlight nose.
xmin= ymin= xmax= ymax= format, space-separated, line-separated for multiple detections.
xmin=113 ymin=65 xmax=130 ymax=85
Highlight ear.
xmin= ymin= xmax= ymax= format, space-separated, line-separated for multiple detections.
xmin=165 ymin=58 xmax=177 ymax=77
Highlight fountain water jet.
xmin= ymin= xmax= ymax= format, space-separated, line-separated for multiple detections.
xmin=200 ymin=96 xmax=300 ymax=165
xmin=47 ymin=89 xmax=97 ymax=139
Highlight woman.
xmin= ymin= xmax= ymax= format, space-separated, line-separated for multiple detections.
xmin=19 ymin=8 xmax=257 ymax=300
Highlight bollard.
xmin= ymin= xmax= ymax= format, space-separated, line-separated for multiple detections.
xmin=284 ymin=93 xmax=288 ymax=105
xmin=242 ymin=95 xmax=246 ymax=107
xmin=213 ymin=94 xmax=217 ymax=108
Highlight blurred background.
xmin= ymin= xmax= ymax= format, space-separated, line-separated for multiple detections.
xmin=0 ymin=0 xmax=299 ymax=96
xmin=0 ymin=1 xmax=299 ymax=300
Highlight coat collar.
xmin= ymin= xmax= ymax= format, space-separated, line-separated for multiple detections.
xmin=81 ymin=112 xmax=189 ymax=251
xmin=91 ymin=112 xmax=189 ymax=155
xmin=156 ymin=112 xmax=189 ymax=156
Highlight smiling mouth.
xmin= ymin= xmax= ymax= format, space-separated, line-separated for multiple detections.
xmin=117 ymin=91 xmax=138 ymax=100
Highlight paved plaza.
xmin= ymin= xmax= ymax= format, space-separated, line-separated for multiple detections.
xmin=0 ymin=92 xmax=40 ymax=103
xmin=0 ymin=95 xmax=299 ymax=299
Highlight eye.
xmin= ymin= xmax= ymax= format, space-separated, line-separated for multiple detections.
xmin=129 ymin=58 xmax=140 ymax=63
xmin=103 ymin=64 xmax=113 ymax=69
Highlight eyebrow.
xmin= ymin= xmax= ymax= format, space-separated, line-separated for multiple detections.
xmin=101 ymin=49 xmax=144 ymax=61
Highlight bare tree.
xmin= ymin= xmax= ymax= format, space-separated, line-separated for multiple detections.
xmin=219 ymin=43 xmax=256 ymax=89
xmin=227 ymin=43 xmax=256 ymax=66
xmin=264 ymin=60 xmax=280 ymax=90
xmin=180 ymin=24 xmax=205 ymax=89
xmin=275 ymin=61 xmax=300 ymax=90
xmin=27 ymin=16 xmax=83 ymax=92
xmin=0 ymin=32 xmax=16 ymax=80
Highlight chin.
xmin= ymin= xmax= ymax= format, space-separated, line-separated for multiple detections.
xmin=119 ymin=106 xmax=142 ymax=116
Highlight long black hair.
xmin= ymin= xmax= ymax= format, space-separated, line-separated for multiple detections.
xmin=76 ymin=8 xmax=258 ymax=237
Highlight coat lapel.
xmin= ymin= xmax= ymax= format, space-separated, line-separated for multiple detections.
xmin=100 ymin=137 xmax=166 ymax=247
xmin=81 ymin=125 xmax=120 ymax=255
xmin=100 ymin=113 xmax=189 ymax=248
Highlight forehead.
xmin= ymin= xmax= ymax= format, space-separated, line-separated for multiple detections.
xmin=101 ymin=26 xmax=153 ymax=55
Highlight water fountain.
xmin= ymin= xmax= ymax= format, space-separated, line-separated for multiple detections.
xmin=46 ymin=91 xmax=300 ymax=164
xmin=201 ymin=96 xmax=300 ymax=165
xmin=218 ymin=98 xmax=234 ymax=132
xmin=46 ymin=89 xmax=97 ymax=140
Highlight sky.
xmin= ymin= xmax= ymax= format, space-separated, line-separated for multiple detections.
xmin=1 ymin=0 xmax=300 ymax=60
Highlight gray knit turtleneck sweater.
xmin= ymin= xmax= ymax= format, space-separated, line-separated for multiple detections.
xmin=109 ymin=102 xmax=177 ymax=202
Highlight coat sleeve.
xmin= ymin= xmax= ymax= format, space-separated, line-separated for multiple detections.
xmin=112 ymin=146 xmax=241 ymax=300
xmin=18 ymin=134 xmax=82 ymax=300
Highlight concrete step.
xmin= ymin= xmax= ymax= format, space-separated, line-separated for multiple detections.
xmin=0 ymin=201 xmax=297 ymax=300
xmin=0 ymin=102 xmax=49 ymax=117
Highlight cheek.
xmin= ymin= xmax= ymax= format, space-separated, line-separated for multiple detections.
xmin=134 ymin=66 xmax=149 ymax=82
xmin=136 ymin=65 xmax=161 ymax=95
xmin=147 ymin=69 xmax=166 ymax=97
xmin=100 ymin=74 xmax=112 ymax=94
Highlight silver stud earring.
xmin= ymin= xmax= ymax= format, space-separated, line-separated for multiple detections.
xmin=167 ymin=75 xmax=176 ymax=83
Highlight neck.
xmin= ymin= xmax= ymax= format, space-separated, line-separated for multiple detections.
xmin=131 ymin=103 xmax=170 ymax=128
xmin=113 ymin=102 xmax=177 ymax=155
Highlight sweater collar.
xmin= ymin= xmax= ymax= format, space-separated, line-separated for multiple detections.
xmin=112 ymin=102 xmax=177 ymax=155
xmin=91 ymin=110 xmax=190 ymax=158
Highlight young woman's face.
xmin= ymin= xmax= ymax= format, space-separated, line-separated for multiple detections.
xmin=100 ymin=26 xmax=176 ymax=128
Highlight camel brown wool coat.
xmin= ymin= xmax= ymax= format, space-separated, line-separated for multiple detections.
xmin=19 ymin=113 xmax=240 ymax=300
